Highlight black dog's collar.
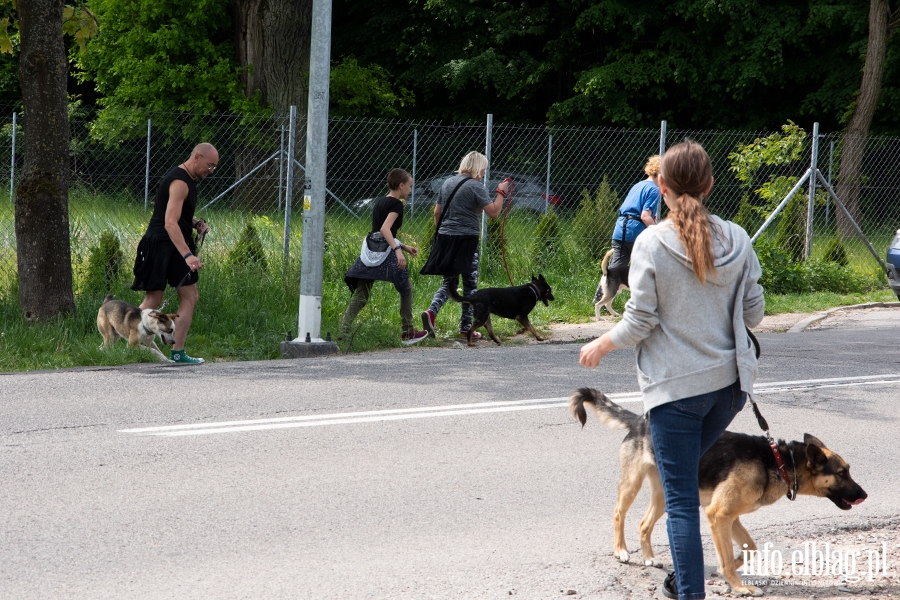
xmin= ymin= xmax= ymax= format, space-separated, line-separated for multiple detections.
xmin=528 ymin=283 xmax=541 ymax=300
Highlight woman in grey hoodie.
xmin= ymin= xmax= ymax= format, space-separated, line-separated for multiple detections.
xmin=579 ymin=140 xmax=765 ymax=600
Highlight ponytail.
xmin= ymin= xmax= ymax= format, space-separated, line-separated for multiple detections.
xmin=660 ymin=141 xmax=716 ymax=284
xmin=668 ymin=194 xmax=715 ymax=284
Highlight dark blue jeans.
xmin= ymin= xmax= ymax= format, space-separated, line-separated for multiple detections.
xmin=648 ymin=380 xmax=746 ymax=600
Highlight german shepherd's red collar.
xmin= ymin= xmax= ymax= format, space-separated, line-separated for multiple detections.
xmin=570 ymin=388 xmax=867 ymax=597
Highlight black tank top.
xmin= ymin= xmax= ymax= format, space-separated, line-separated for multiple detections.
xmin=146 ymin=165 xmax=197 ymax=246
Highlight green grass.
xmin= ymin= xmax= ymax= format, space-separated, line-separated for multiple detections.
xmin=0 ymin=190 xmax=894 ymax=371
xmin=763 ymin=288 xmax=897 ymax=314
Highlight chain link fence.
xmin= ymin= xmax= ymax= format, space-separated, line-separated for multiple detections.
xmin=0 ymin=103 xmax=895 ymax=314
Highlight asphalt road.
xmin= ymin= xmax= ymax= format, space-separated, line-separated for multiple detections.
xmin=2 ymin=321 xmax=899 ymax=599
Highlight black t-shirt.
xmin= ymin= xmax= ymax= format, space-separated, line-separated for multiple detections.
xmin=146 ymin=165 xmax=197 ymax=245
xmin=370 ymin=196 xmax=404 ymax=236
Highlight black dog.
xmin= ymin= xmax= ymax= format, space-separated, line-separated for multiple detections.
xmin=447 ymin=274 xmax=554 ymax=346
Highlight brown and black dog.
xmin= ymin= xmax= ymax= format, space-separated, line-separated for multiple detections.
xmin=97 ymin=295 xmax=178 ymax=362
xmin=570 ymin=388 xmax=867 ymax=597
xmin=447 ymin=274 xmax=554 ymax=346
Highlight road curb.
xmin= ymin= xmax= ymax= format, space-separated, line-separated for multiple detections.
xmin=786 ymin=301 xmax=900 ymax=333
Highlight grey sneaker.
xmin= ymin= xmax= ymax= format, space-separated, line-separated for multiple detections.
xmin=170 ymin=350 xmax=205 ymax=364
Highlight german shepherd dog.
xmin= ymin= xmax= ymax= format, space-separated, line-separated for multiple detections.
xmin=593 ymin=248 xmax=628 ymax=319
xmin=97 ymin=295 xmax=178 ymax=362
xmin=447 ymin=274 xmax=554 ymax=346
xmin=570 ymin=388 xmax=867 ymax=597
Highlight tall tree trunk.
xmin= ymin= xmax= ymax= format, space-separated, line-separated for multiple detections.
xmin=231 ymin=0 xmax=312 ymax=211
xmin=16 ymin=0 xmax=75 ymax=320
xmin=834 ymin=0 xmax=891 ymax=237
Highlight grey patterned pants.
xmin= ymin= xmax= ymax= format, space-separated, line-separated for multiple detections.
xmin=427 ymin=251 xmax=479 ymax=332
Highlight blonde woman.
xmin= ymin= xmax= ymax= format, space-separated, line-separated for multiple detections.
xmin=605 ymin=155 xmax=662 ymax=287
xmin=419 ymin=151 xmax=509 ymax=339
xmin=579 ymin=141 xmax=764 ymax=600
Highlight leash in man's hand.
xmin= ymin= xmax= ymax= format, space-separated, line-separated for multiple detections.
xmin=160 ymin=221 xmax=207 ymax=311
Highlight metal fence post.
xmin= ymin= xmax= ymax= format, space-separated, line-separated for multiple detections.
xmin=9 ymin=112 xmax=15 ymax=202
xmin=659 ymin=120 xmax=667 ymax=157
xmin=805 ymin=122 xmax=819 ymax=259
xmin=545 ymin=134 xmax=552 ymax=214
xmin=144 ymin=118 xmax=151 ymax=210
xmin=283 ymin=106 xmax=297 ymax=267
xmin=278 ymin=123 xmax=285 ymax=212
xmin=411 ymin=128 xmax=417 ymax=217
xmin=826 ymin=140 xmax=834 ymax=228
xmin=482 ymin=114 xmax=493 ymax=257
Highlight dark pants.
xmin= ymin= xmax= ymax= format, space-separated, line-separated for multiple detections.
xmin=427 ymin=251 xmax=479 ymax=332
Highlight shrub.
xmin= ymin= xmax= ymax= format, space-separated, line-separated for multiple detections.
xmin=822 ymin=237 xmax=849 ymax=267
xmin=228 ymin=221 xmax=268 ymax=270
xmin=774 ymin=194 xmax=807 ymax=263
xmin=532 ymin=207 xmax=561 ymax=269
xmin=755 ymin=239 xmax=879 ymax=295
xmin=755 ymin=239 xmax=806 ymax=294
xmin=85 ymin=230 xmax=125 ymax=292
xmin=573 ymin=175 xmax=617 ymax=262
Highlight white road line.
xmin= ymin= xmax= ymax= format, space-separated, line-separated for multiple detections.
xmin=120 ymin=374 xmax=900 ymax=437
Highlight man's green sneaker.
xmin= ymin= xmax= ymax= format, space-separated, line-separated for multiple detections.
xmin=170 ymin=349 xmax=205 ymax=364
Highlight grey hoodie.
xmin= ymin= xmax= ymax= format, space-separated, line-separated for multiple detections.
xmin=608 ymin=215 xmax=765 ymax=413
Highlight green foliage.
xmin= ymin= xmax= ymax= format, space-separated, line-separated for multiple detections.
xmin=774 ymin=195 xmax=808 ymax=263
xmin=531 ymin=207 xmax=560 ymax=268
xmin=756 ymin=240 xmax=807 ymax=295
xmin=330 ymin=56 xmax=415 ymax=117
xmin=73 ymin=0 xmax=257 ymax=143
xmin=228 ymin=221 xmax=268 ymax=271
xmin=729 ymin=122 xmax=811 ymax=262
xmin=486 ymin=213 xmax=503 ymax=255
xmin=85 ymin=229 xmax=124 ymax=292
xmin=572 ymin=176 xmax=617 ymax=263
xmin=730 ymin=122 xmax=807 ymax=186
xmin=755 ymin=239 xmax=881 ymax=295
xmin=823 ymin=237 xmax=849 ymax=266
xmin=733 ymin=194 xmax=760 ymax=234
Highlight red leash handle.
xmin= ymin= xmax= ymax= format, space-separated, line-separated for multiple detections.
xmin=497 ymin=177 xmax=515 ymax=285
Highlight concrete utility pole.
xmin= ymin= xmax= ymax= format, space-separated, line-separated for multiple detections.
xmin=281 ymin=0 xmax=338 ymax=357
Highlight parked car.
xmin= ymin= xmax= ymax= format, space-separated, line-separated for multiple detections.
xmin=886 ymin=230 xmax=900 ymax=300
xmin=411 ymin=171 xmax=561 ymax=214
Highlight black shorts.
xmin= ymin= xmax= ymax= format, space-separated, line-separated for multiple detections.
xmin=131 ymin=235 xmax=198 ymax=292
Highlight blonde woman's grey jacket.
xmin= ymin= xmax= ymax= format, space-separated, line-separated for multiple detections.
xmin=607 ymin=215 xmax=765 ymax=413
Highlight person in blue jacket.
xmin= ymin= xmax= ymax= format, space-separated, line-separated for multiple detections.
xmin=607 ymin=155 xmax=661 ymax=283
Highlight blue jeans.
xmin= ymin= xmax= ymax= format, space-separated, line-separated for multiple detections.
xmin=648 ymin=380 xmax=746 ymax=600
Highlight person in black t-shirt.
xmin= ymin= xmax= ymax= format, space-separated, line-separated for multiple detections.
xmin=340 ymin=169 xmax=429 ymax=345
xmin=132 ymin=143 xmax=216 ymax=364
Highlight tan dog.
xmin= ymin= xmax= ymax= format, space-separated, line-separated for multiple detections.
xmin=97 ymin=295 xmax=178 ymax=362
xmin=570 ymin=388 xmax=868 ymax=597
xmin=593 ymin=249 xmax=629 ymax=319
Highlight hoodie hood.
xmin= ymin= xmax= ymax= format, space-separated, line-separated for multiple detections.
xmin=653 ymin=215 xmax=750 ymax=287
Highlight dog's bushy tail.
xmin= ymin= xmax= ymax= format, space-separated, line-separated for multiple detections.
xmin=600 ymin=249 xmax=614 ymax=276
xmin=446 ymin=287 xmax=471 ymax=305
xmin=569 ymin=387 xmax=641 ymax=430
xmin=103 ymin=294 xmax=115 ymax=304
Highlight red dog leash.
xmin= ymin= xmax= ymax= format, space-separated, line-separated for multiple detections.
xmin=746 ymin=327 xmax=798 ymax=500
xmin=495 ymin=177 xmax=515 ymax=286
